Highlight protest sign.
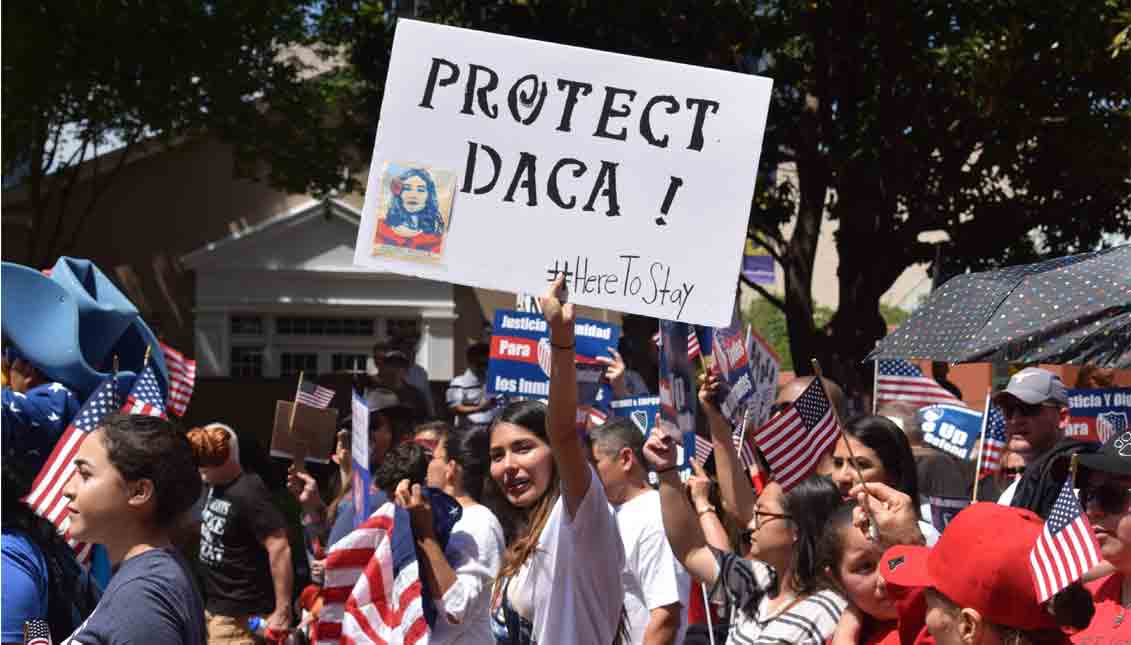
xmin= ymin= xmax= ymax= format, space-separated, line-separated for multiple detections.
xmin=351 ymin=392 xmax=374 ymax=528
xmin=658 ymin=321 xmax=697 ymax=445
xmin=270 ymin=401 xmax=337 ymax=464
xmin=1066 ymin=388 xmax=1131 ymax=442
xmin=352 ymin=20 xmax=774 ymax=327
xmin=610 ymin=395 xmax=660 ymax=437
xmin=712 ymin=319 xmax=753 ymax=427
xmin=926 ymin=495 xmax=971 ymax=531
xmin=745 ymin=326 xmax=780 ymax=429
xmin=917 ymin=404 xmax=982 ymax=461
xmin=486 ymin=308 xmax=619 ymax=399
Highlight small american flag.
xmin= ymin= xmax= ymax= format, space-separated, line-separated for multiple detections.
xmin=23 ymin=378 xmax=121 ymax=566
xmin=752 ymin=378 xmax=839 ymax=490
xmin=734 ymin=433 xmax=757 ymax=470
xmin=315 ymin=502 xmax=428 ymax=645
xmin=875 ymin=359 xmax=964 ymax=409
xmin=654 ymin=327 xmax=710 ymax=361
xmin=23 ymin=618 xmax=51 ymax=645
xmin=159 ymin=342 xmax=196 ymax=417
xmin=297 ymin=380 xmax=335 ymax=409
xmin=977 ymin=404 xmax=1008 ymax=480
xmin=122 ymin=364 xmax=166 ymax=419
xmin=693 ymin=435 xmax=713 ymax=466
xmin=1029 ymin=479 xmax=1101 ymax=602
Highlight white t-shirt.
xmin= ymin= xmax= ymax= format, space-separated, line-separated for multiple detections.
xmin=615 ymin=490 xmax=690 ymax=645
xmin=997 ymin=478 xmax=1020 ymax=506
xmin=506 ymin=466 xmax=626 ymax=645
xmin=432 ymin=504 xmax=505 ymax=645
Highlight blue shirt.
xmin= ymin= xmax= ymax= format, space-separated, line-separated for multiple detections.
xmin=2 ymin=530 xmax=49 ymax=642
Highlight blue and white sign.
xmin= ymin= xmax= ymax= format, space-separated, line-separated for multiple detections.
xmin=351 ymin=391 xmax=374 ymax=527
xmin=917 ymin=404 xmax=982 ymax=461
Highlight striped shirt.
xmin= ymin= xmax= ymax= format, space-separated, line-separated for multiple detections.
xmin=709 ymin=549 xmax=846 ymax=645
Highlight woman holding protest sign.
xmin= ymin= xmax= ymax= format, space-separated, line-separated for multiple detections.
xmin=487 ymin=274 xmax=626 ymax=645
xmin=58 ymin=414 xmax=206 ymax=645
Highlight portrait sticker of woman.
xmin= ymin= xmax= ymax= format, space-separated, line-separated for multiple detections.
xmin=372 ymin=162 xmax=457 ymax=263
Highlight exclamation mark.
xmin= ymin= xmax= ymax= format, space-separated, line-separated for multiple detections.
xmin=656 ymin=176 xmax=684 ymax=226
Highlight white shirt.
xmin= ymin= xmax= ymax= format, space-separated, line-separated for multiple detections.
xmin=997 ymin=478 xmax=1020 ymax=506
xmin=446 ymin=369 xmax=499 ymax=428
xmin=506 ymin=466 xmax=625 ymax=645
xmin=615 ymin=490 xmax=689 ymax=645
xmin=432 ymin=505 xmax=505 ymax=645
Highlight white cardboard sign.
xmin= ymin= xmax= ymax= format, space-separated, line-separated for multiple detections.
xmin=353 ymin=20 xmax=773 ymax=326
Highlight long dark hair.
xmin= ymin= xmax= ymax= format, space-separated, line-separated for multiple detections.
xmin=102 ymin=414 xmax=202 ymax=528
xmin=843 ymin=415 xmax=922 ymax=512
xmin=446 ymin=425 xmax=491 ymax=502
xmin=781 ymin=474 xmax=844 ymax=595
xmin=816 ymin=501 xmax=859 ymax=592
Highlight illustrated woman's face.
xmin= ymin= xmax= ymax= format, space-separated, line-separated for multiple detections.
xmin=401 ymin=176 xmax=428 ymax=213
xmin=489 ymin=422 xmax=554 ymax=509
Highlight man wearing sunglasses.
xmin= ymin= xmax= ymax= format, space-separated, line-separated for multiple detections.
xmin=992 ymin=367 xmax=1099 ymax=518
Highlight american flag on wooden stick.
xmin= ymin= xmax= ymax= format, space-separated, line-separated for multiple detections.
xmin=977 ymin=404 xmax=1008 ymax=481
xmin=752 ymin=378 xmax=839 ymax=490
xmin=297 ymin=380 xmax=335 ymax=409
xmin=1029 ymin=478 xmax=1101 ymax=602
xmin=122 ymin=364 xmax=166 ymax=419
xmin=159 ymin=341 xmax=196 ymax=417
xmin=875 ymin=359 xmax=964 ymax=409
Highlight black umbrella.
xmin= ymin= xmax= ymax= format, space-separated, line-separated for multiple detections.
xmin=869 ymin=244 xmax=1131 ymax=368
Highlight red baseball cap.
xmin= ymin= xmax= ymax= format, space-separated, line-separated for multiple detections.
xmin=880 ymin=503 xmax=1056 ymax=632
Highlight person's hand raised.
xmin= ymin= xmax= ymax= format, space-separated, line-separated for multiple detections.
xmin=697 ymin=369 xmax=724 ymax=418
xmin=596 ymin=348 xmax=628 ymax=398
xmin=539 ymin=274 xmax=575 ymax=343
xmin=643 ymin=430 xmax=679 ymax=473
xmin=394 ymin=479 xmax=434 ymax=539
xmin=686 ymin=461 xmax=713 ymax=507
xmin=848 ymin=481 xmax=925 ymax=547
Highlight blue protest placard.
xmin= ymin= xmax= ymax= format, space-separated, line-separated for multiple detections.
xmin=658 ymin=321 xmax=697 ymax=474
xmin=486 ymin=309 xmax=620 ymax=399
xmin=917 ymin=404 xmax=982 ymax=461
xmin=712 ymin=319 xmax=753 ymax=427
xmin=351 ymin=391 xmax=373 ymax=527
xmin=610 ymin=395 xmax=661 ymax=437
xmin=1066 ymin=388 xmax=1131 ymax=443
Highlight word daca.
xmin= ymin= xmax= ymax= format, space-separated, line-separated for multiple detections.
xmin=420 ymin=58 xmax=722 ymax=152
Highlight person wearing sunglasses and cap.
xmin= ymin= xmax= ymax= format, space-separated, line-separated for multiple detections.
xmin=880 ymin=502 xmax=1095 ymax=645
xmin=993 ymin=368 xmax=1099 ymax=518
xmin=1067 ymin=429 xmax=1131 ymax=642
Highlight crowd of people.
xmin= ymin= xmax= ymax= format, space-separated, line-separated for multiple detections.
xmin=3 ymin=274 xmax=1129 ymax=645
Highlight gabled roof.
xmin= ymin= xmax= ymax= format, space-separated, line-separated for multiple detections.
xmin=181 ymin=197 xmax=366 ymax=272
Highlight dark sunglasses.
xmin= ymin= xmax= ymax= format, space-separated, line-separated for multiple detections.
xmin=999 ymin=400 xmax=1057 ymax=418
xmin=1081 ymin=484 xmax=1131 ymax=516
xmin=1003 ymin=466 xmax=1025 ymax=476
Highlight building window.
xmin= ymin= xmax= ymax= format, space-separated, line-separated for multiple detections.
xmin=231 ymin=315 xmax=264 ymax=336
xmin=281 ymin=353 xmax=318 ymax=377
xmin=332 ymin=353 xmax=370 ymax=373
xmin=276 ymin=317 xmax=375 ymax=337
xmin=386 ymin=318 xmax=420 ymax=340
xmin=230 ymin=346 xmax=264 ymax=377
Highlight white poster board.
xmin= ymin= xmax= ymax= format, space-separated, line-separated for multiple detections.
xmin=353 ymin=20 xmax=773 ymax=326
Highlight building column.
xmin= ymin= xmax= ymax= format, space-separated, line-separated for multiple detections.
xmin=420 ymin=308 xmax=457 ymax=381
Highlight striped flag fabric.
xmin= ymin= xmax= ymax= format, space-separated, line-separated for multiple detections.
xmin=122 ymin=364 xmax=166 ymax=419
xmin=160 ymin=342 xmax=196 ymax=417
xmin=693 ymin=435 xmax=713 ymax=466
xmin=1029 ymin=479 xmax=1101 ymax=602
xmin=23 ymin=619 xmax=51 ymax=645
xmin=654 ymin=328 xmax=710 ymax=362
xmin=752 ymin=377 xmax=840 ymax=490
xmin=22 ymin=378 xmax=121 ymax=566
xmin=297 ymin=380 xmax=336 ymax=409
xmin=875 ymin=359 xmax=965 ymax=409
xmin=977 ymin=404 xmax=1008 ymax=480
xmin=734 ymin=433 xmax=757 ymax=470
xmin=315 ymin=502 xmax=429 ymax=645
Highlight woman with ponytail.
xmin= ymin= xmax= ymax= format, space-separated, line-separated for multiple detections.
xmin=58 ymin=414 xmax=206 ymax=644
xmin=487 ymin=275 xmax=626 ymax=645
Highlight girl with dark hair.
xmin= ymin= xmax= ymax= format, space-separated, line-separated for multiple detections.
xmin=819 ymin=414 xmax=941 ymax=545
xmin=392 ymin=425 xmax=504 ymax=645
xmin=59 ymin=414 xmax=206 ymax=645
xmin=486 ymin=275 xmax=625 ymax=645
xmin=645 ymin=413 xmax=847 ymax=645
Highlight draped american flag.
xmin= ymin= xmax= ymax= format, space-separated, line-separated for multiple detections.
xmin=315 ymin=502 xmax=428 ymax=645
xmin=1030 ymin=479 xmax=1101 ymax=602
xmin=297 ymin=380 xmax=336 ymax=409
xmin=122 ymin=364 xmax=166 ymax=419
xmin=977 ymin=404 xmax=1008 ymax=481
xmin=159 ymin=341 xmax=196 ymax=417
xmin=875 ymin=359 xmax=965 ymax=409
xmin=752 ymin=378 xmax=839 ymax=490
xmin=22 ymin=378 xmax=121 ymax=566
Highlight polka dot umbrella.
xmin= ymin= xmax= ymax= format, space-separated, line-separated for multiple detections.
xmin=868 ymin=244 xmax=1131 ymax=368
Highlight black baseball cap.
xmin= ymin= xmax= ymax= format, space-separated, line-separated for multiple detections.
xmin=1077 ymin=431 xmax=1131 ymax=477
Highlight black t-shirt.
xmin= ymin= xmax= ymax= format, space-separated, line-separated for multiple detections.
xmin=61 ymin=548 xmax=205 ymax=645
xmin=199 ymin=472 xmax=286 ymax=616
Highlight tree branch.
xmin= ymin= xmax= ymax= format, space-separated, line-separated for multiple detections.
xmin=740 ymin=276 xmax=786 ymax=312
xmin=747 ymin=232 xmax=785 ymax=266
xmin=62 ymin=127 xmax=142 ymax=257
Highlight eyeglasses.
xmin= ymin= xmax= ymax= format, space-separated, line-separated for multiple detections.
xmin=998 ymin=400 xmax=1058 ymax=419
xmin=753 ymin=510 xmax=792 ymax=530
xmin=1081 ymin=484 xmax=1131 ymax=516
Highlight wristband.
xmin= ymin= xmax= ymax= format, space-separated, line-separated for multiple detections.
xmin=697 ymin=505 xmax=717 ymax=517
xmin=550 ymin=341 xmax=575 ymax=351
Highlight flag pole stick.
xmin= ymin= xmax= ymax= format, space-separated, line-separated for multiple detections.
xmin=289 ymin=370 xmax=304 ymax=433
xmin=289 ymin=370 xmax=308 ymax=473
xmin=972 ymin=388 xmax=992 ymax=503
xmin=811 ymin=358 xmax=881 ymax=540
xmin=112 ymin=355 xmax=120 ymax=408
xmin=736 ymin=403 xmax=753 ymax=461
xmin=702 ymin=584 xmax=717 ymax=645
xmin=872 ymin=359 xmax=879 ymax=415
xmin=143 ymin=345 xmax=151 ymax=368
